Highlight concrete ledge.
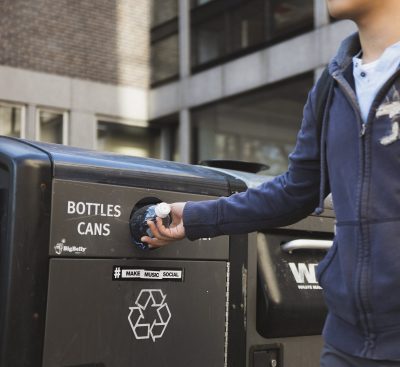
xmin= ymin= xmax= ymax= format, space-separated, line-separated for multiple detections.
xmin=149 ymin=20 xmax=357 ymax=119
xmin=0 ymin=66 xmax=148 ymax=121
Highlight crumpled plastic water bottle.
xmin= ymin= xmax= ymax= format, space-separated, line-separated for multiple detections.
xmin=129 ymin=202 xmax=171 ymax=250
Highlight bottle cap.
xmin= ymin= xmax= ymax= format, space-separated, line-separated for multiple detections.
xmin=155 ymin=202 xmax=171 ymax=218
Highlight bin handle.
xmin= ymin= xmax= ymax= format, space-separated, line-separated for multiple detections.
xmin=281 ymin=239 xmax=333 ymax=253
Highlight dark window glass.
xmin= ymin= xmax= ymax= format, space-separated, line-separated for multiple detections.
xmin=151 ymin=34 xmax=179 ymax=84
xmin=272 ymin=0 xmax=314 ymax=35
xmin=191 ymin=0 xmax=314 ymax=69
xmin=161 ymin=124 xmax=180 ymax=161
xmin=97 ymin=121 xmax=161 ymax=159
xmin=151 ymin=116 xmax=179 ymax=161
xmin=0 ymin=104 xmax=22 ymax=138
xmin=229 ymin=0 xmax=265 ymax=53
xmin=150 ymin=0 xmax=179 ymax=84
xmin=192 ymin=72 xmax=313 ymax=175
xmin=191 ymin=16 xmax=225 ymax=66
xmin=39 ymin=110 xmax=64 ymax=144
xmin=151 ymin=0 xmax=178 ymax=27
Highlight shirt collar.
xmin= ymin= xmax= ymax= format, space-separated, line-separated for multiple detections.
xmin=352 ymin=40 xmax=400 ymax=72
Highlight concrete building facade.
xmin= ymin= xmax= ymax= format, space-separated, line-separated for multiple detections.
xmin=0 ymin=0 xmax=153 ymax=155
xmin=0 ymin=0 xmax=357 ymax=173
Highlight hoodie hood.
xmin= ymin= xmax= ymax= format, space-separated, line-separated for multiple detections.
xmin=329 ymin=32 xmax=361 ymax=76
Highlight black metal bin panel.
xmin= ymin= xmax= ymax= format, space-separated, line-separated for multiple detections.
xmin=42 ymin=258 xmax=228 ymax=367
xmin=50 ymin=179 xmax=229 ymax=260
xmin=0 ymin=137 xmax=52 ymax=367
xmin=256 ymin=232 xmax=330 ymax=338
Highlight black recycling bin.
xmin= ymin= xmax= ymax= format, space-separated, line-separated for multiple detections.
xmin=0 ymin=137 xmax=246 ymax=367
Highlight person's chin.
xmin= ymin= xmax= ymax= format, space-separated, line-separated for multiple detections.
xmin=326 ymin=0 xmax=356 ymax=20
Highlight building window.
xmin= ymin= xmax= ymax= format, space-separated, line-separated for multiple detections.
xmin=152 ymin=117 xmax=180 ymax=161
xmin=151 ymin=0 xmax=178 ymax=27
xmin=191 ymin=15 xmax=225 ymax=65
xmin=151 ymin=0 xmax=179 ymax=85
xmin=37 ymin=109 xmax=68 ymax=144
xmin=192 ymin=72 xmax=313 ymax=175
xmin=0 ymin=102 xmax=25 ymax=138
xmin=191 ymin=0 xmax=314 ymax=70
xmin=272 ymin=0 xmax=314 ymax=36
xmin=229 ymin=0 xmax=265 ymax=53
xmin=151 ymin=34 xmax=179 ymax=84
xmin=97 ymin=120 xmax=161 ymax=159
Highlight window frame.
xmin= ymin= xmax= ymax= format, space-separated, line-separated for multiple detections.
xmin=36 ymin=107 xmax=69 ymax=145
xmin=150 ymin=31 xmax=180 ymax=86
xmin=191 ymin=71 xmax=314 ymax=171
xmin=190 ymin=0 xmax=314 ymax=72
xmin=150 ymin=8 xmax=180 ymax=86
xmin=151 ymin=0 xmax=179 ymax=28
xmin=0 ymin=100 xmax=26 ymax=139
xmin=96 ymin=116 xmax=163 ymax=159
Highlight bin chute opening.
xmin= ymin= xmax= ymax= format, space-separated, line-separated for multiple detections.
xmin=131 ymin=197 xmax=162 ymax=216
xmin=129 ymin=197 xmax=164 ymax=251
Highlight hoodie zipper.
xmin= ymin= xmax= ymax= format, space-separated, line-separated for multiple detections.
xmin=332 ymin=73 xmax=373 ymax=346
xmin=360 ymin=123 xmax=367 ymax=137
xmin=332 ymin=73 xmax=365 ymax=135
xmin=332 ymin=68 xmax=400 ymax=354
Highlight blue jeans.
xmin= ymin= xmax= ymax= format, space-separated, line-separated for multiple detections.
xmin=320 ymin=344 xmax=400 ymax=367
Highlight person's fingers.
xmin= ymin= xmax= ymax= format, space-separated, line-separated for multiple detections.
xmin=167 ymin=223 xmax=185 ymax=239
xmin=145 ymin=219 xmax=184 ymax=242
xmin=139 ymin=210 xmax=185 ymax=248
xmin=156 ymin=220 xmax=185 ymax=239
xmin=140 ymin=235 xmax=171 ymax=248
xmin=153 ymin=217 xmax=184 ymax=239
xmin=147 ymin=219 xmax=171 ymax=240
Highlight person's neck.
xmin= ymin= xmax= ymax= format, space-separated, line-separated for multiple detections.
xmin=356 ymin=9 xmax=400 ymax=64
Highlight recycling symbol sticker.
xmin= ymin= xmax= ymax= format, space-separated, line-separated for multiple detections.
xmin=128 ymin=289 xmax=171 ymax=342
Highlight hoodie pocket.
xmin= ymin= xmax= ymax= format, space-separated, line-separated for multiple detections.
xmin=316 ymin=238 xmax=338 ymax=287
xmin=369 ymin=221 xmax=400 ymax=324
xmin=316 ymin=226 xmax=359 ymax=326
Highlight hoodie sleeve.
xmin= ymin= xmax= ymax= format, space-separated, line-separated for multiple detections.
xmin=183 ymin=85 xmax=322 ymax=241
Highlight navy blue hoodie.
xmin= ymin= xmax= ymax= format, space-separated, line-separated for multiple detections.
xmin=182 ymin=33 xmax=400 ymax=360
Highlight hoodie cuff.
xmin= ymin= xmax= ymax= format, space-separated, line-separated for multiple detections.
xmin=183 ymin=199 xmax=222 ymax=241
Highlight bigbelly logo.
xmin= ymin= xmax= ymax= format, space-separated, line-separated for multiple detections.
xmin=289 ymin=263 xmax=322 ymax=290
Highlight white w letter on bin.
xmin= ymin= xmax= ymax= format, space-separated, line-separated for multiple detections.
xmin=289 ymin=263 xmax=318 ymax=284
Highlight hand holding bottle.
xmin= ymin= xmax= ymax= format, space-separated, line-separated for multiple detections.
xmin=141 ymin=202 xmax=186 ymax=248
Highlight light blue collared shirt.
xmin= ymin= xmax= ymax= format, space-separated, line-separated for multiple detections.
xmin=353 ymin=40 xmax=400 ymax=123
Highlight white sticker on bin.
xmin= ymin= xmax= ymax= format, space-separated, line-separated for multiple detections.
xmin=113 ymin=266 xmax=184 ymax=281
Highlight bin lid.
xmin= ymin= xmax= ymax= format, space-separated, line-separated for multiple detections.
xmin=5 ymin=139 xmax=247 ymax=196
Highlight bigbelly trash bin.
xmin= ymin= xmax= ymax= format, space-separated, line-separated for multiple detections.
xmin=0 ymin=137 xmax=242 ymax=367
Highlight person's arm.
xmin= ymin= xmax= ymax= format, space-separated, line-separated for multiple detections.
xmin=144 ymin=84 xmax=322 ymax=246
